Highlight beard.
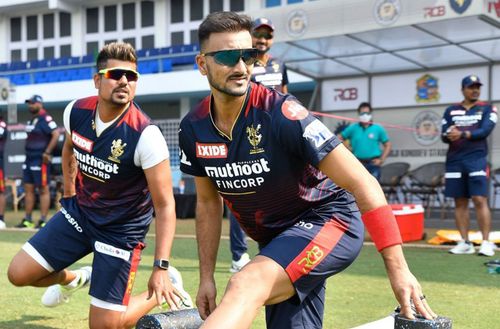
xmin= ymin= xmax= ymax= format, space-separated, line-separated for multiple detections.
xmin=206 ymin=70 xmax=248 ymax=97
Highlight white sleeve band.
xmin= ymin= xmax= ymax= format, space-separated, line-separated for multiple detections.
xmin=63 ymin=100 xmax=77 ymax=133
xmin=134 ymin=125 xmax=170 ymax=169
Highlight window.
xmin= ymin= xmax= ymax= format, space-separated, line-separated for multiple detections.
xmin=43 ymin=14 xmax=54 ymax=39
xmin=43 ymin=46 xmax=54 ymax=59
xmin=288 ymin=0 xmax=302 ymax=3
xmin=142 ymin=35 xmax=154 ymax=49
xmin=190 ymin=0 xmax=203 ymax=21
xmin=190 ymin=29 xmax=199 ymax=44
xmin=209 ymin=0 xmax=223 ymax=13
xmin=10 ymin=17 xmax=21 ymax=42
xmin=141 ymin=1 xmax=154 ymax=27
xmin=171 ymin=31 xmax=184 ymax=45
xmin=105 ymin=39 xmax=117 ymax=46
xmin=60 ymin=12 xmax=71 ymax=37
xmin=28 ymin=48 xmax=38 ymax=61
xmin=265 ymin=0 xmax=281 ymax=7
xmin=60 ymin=44 xmax=72 ymax=57
xmin=86 ymin=8 xmax=99 ymax=33
xmin=27 ymin=15 xmax=38 ymax=40
xmin=11 ymin=49 xmax=22 ymax=62
xmin=230 ymin=0 xmax=244 ymax=11
xmin=87 ymin=41 xmax=99 ymax=55
xmin=123 ymin=3 xmax=136 ymax=30
xmin=104 ymin=5 xmax=117 ymax=32
xmin=171 ymin=0 xmax=184 ymax=23
xmin=123 ymin=37 xmax=136 ymax=48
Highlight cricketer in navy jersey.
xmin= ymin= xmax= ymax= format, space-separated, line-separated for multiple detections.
xmin=183 ymin=12 xmax=435 ymax=329
xmin=8 ymin=43 xmax=182 ymax=328
xmin=442 ymin=75 xmax=497 ymax=257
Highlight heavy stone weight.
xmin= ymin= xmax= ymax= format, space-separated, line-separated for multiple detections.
xmin=136 ymin=308 xmax=204 ymax=329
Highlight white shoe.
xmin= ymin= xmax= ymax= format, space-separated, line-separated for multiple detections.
xmin=449 ymin=240 xmax=475 ymax=255
xmin=168 ymin=266 xmax=193 ymax=309
xmin=0 ymin=220 xmax=6 ymax=229
xmin=230 ymin=253 xmax=250 ymax=273
xmin=41 ymin=266 xmax=92 ymax=307
xmin=478 ymin=240 xmax=496 ymax=257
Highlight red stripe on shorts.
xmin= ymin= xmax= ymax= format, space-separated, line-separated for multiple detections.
xmin=0 ymin=168 xmax=4 ymax=193
xmin=41 ymin=163 xmax=48 ymax=187
xmin=285 ymin=219 xmax=348 ymax=283
xmin=122 ymin=243 xmax=144 ymax=306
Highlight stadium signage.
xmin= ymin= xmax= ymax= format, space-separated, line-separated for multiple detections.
xmin=373 ymin=0 xmax=401 ymax=26
xmin=334 ymin=87 xmax=358 ymax=101
xmin=449 ymin=0 xmax=471 ymax=14
xmin=424 ymin=6 xmax=446 ymax=18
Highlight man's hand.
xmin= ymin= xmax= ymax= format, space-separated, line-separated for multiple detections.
xmin=42 ymin=153 xmax=52 ymax=164
xmin=147 ymin=268 xmax=182 ymax=310
xmin=382 ymin=246 xmax=437 ymax=320
xmin=196 ymin=278 xmax=217 ymax=320
xmin=446 ymin=125 xmax=462 ymax=142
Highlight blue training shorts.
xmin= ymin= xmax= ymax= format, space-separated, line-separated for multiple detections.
xmin=445 ymin=157 xmax=489 ymax=198
xmin=22 ymin=157 xmax=50 ymax=187
xmin=25 ymin=196 xmax=148 ymax=311
xmin=259 ymin=203 xmax=364 ymax=329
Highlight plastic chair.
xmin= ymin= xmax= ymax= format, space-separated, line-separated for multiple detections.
xmin=402 ymin=162 xmax=445 ymax=217
xmin=379 ymin=162 xmax=410 ymax=203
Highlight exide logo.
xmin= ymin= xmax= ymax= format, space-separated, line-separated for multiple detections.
xmin=72 ymin=131 xmax=93 ymax=152
xmin=196 ymin=142 xmax=228 ymax=158
xmin=334 ymin=87 xmax=358 ymax=101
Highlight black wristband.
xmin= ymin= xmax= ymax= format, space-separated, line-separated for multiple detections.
xmin=461 ymin=131 xmax=467 ymax=139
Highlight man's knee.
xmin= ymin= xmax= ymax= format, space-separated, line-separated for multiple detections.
xmin=7 ymin=258 xmax=31 ymax=286
xmin=89 ymin=307 xmax=132 ymax=329
xmin=471 ymin=196 xmax=488 ymax=208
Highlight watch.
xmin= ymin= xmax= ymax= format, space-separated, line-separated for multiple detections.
xmin=153 ymin=259 xmax=169 ymax=270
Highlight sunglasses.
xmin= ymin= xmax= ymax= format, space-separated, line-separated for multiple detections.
xmin=98 ymin=67 xmax=140 ymax=82
xmin=202 ymin=48 xmax=258 ymax=67
xmin=252 ymin=31 xmax=273 ymax=40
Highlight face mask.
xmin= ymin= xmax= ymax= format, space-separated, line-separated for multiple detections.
xmin=359 ymin=113 xmax=372 ymax=123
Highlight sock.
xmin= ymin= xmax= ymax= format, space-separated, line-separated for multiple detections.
xmin=24 ymin=214 xmax=32 ymax=221
xmin=40 ymin=216 xmax=47 ymax=222
xmin=0 ymin=215 xmax=4 ymax=221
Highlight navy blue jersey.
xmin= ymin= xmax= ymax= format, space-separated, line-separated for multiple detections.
xmin=0 ymin=119 xmax=7 ymax=159
xmin=251 ymin=57 xmax=288 ymax=93
xmin=25 ymin=109 xmax=58 ymax=159
xmin=179 ymin=82 xmax=357 ymax=245
xmin=441 ymin=102 xmax=497 ymax=162
xmin=69 ymin=96 xmax=153 ymax=228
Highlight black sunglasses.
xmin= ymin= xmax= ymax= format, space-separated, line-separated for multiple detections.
xmin=202 ymin=48 xmax=258 ymax=67
xmin=252 ymin=31 xmax=273 ymax=40
xmin=98 ymin=67 xmax=140 ymax=82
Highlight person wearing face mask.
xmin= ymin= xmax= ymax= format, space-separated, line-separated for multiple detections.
xmin=338 ymin=102 xmax=391 ymax=180
xmin=442 ymin=75 xmax=497 ymax=257
xmin=16 ymin=95 xmax=60 ymax=229
xmin=250 ymin=17 xmax=288 ymax=94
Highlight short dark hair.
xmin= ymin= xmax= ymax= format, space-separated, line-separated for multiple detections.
xmin=198 ymin=11 xmax=253 ymax=51
xmin=357 ymin=102 xmax=373 ymax=113
xmin=96 ymin=42 xmax=137 ymax=70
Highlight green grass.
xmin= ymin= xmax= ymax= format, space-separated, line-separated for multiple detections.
xmin=0 ymin=212 xmax=499 ymax=328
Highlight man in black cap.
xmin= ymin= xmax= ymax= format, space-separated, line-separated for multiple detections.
xmin=16 ymin=95 xmax=60 ymax=229
xmin=251 ymin=17 xmax=288 ymax=93
xmin=442 ymin=75 xmax=497 ymax=257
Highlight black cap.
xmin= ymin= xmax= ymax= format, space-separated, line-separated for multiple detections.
xmin=253 ymin=17 xmax=275 ymax=31
xmin=25 ymin=94 xmax=43 ymax=104
xmin=461 ymin=75 xmax=482 ymax=88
